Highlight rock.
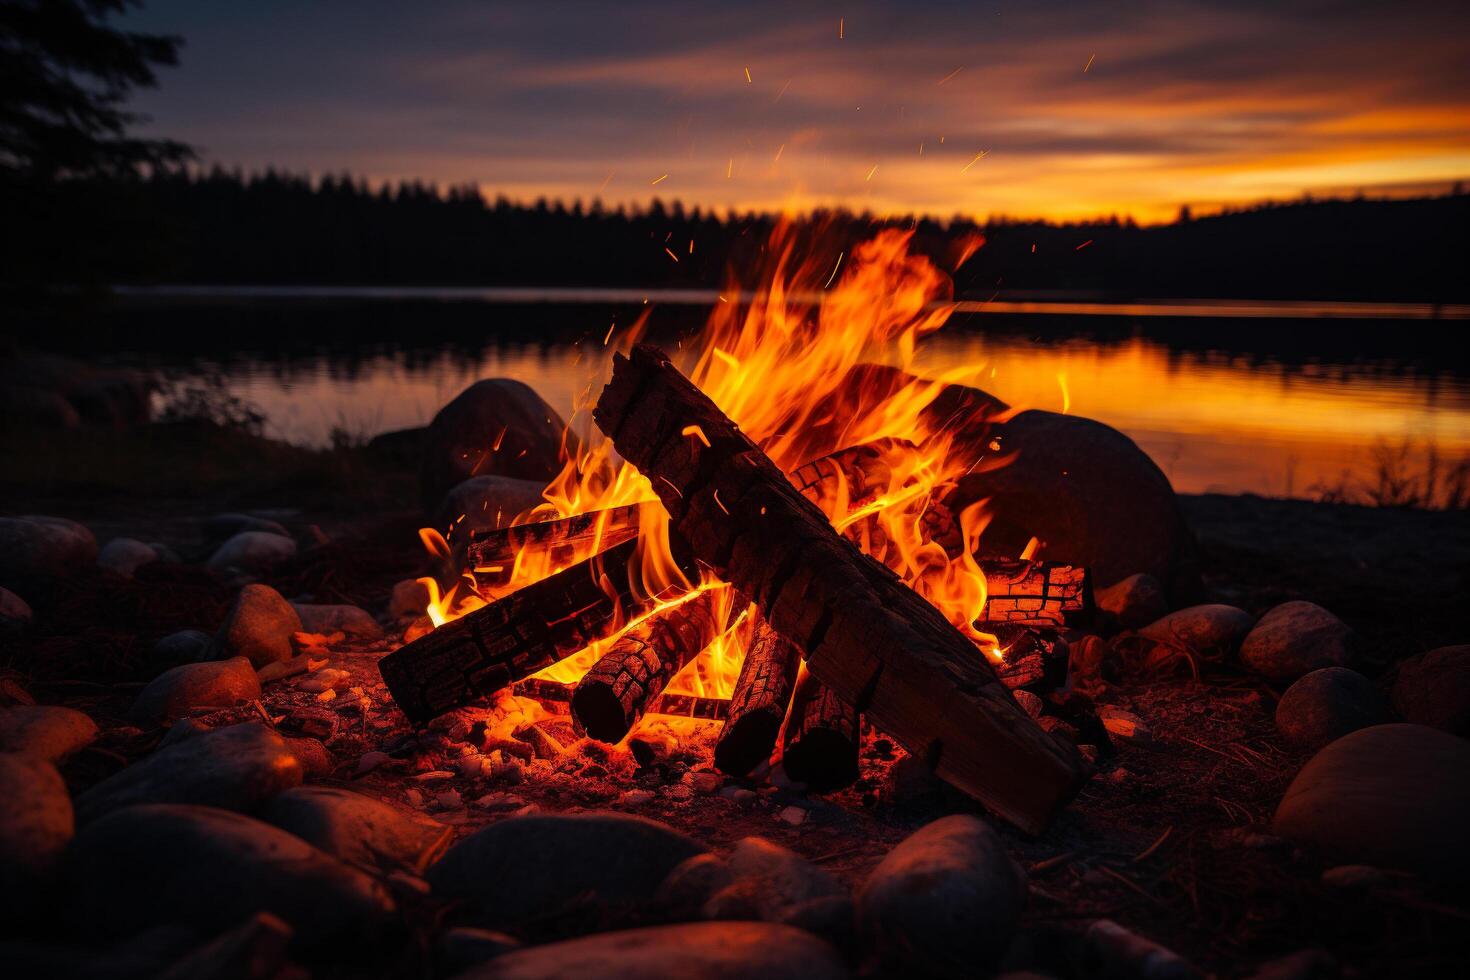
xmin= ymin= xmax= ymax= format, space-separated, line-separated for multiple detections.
xmin=1273 ymin=724 xmax=1470 ymax=881
xmin=0 ymin=705 xmax=98 ymax=761
xmin=1138 ymin=604 xmax=1254 ymax=658
xmin=419 ymin=378 xmax=576 ymax=515
xmin=0 ymin=586 xmax=32 ymax=635
xmin=452 ymin=921 xmax=848 ymax=980
xmin=883 ymin=752 xmax=946 ymax=805
xmin=155 ymin=912 xmax=299 ymax=980
xmin=97 ymin=537 xmax=160 ymax=578
xmin=945 ymin=405 xmax=1199 ymax=602
xmin=857 ymin=815 xmax=1026 ymax=976
xmin=390 ymin=578 xmax=431 ymax=618
xmin=214 ymin=584 xmax=303 ymax=667
xmin=1082 ymin=919 xmax=1202 ymax=980
xmin=1391 ymin=644 xmax=1470 ymax=736
xmin=1097 ymin=706 xmax=1153 ymax=747
xmin=436 ymin=927 xmax=522 ymax=974
xmin=129 ymin=657 xmax=262 ymax=727
xmin=1095 ymin=573 xmax=1168 ymax=630
xmin=150 ymin=629 xmax=215 ymax=670
xmin=263 ymin=786 xmax=450 ymax=872
xmin=427 ymin=811 xmax=707 ymax=926
xmin=67 ymin=804 xmax=395 ymax=948
xmin=1243 ymin=948 xmax=1338 ymax=980
xmin=657 ymin=853 xmax=735 ymax=911
xmin=1319 ymin=864 xmax=1411 ymax=890
xmin=439 ymin=475 xmax=548 ymax=533
xmin=291 ymin=603 xmax=383 ymax=639
xmin=704 ymin=837 xmax=845 ymax=923
xmin=0 ymin=753 xmax=74 ymax=905
xmin=203 ymin=513 xmax=291 ymax=545
xmin=76 ymin=722 xmax=303 ymax=823
xmin=1275 ymin=668 xmax=1388 ymax=750
xmin=1067 ymin=635 xmax=1117 ymax=690
xmin=283 ymin=737 xmax=334 ymax=778
xmin=1240 ymin=602 xmax=1355 ymax=681
xmin=0 ymin=515 xmax=98 ymax=588
xmin=208 ymin=531 xmax=297 ymax=579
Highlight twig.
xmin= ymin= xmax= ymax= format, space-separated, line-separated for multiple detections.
xmin=1132 ymin=826 xmax=1173 ymax=864
xmin=1096 ymin=865 xmax=1164 ymax=906
xmin=1029 ymin=850 xmax=1082 ymax=875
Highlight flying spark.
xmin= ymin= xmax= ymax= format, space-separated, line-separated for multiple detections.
xmin=838 ymin=17 xmax=844 ymax=39
xmin=1084 ymin=53 xmax=1095 ymax=73
xmin=773 ymin=143 xmax=785 ymax=163
xmin=744 ymin=66 xmax=752 ymax=84
xmin=1075 ymin=239 xmax=1093 ymax=251
xmin=866 ymin=164 xmax=878 ymax=181
xmin=664 ymin=246 xmax=680 ymax=263
xmin=650 ymin=174 xmax=669 ymax=186
xmin=936 ymin=66 xmax=964 ymax=86
xmin=960 ymin=150 xmax=989 ymax=173
xmin=824 ymin=251 xmax=845 ymax=288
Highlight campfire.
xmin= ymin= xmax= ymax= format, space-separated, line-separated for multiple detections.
xmin=379 ymin=224 xmax=1098 ymax=832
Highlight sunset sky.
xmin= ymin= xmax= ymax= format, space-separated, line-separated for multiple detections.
xmin=127 ymin=0 xmax=1470 ymax=223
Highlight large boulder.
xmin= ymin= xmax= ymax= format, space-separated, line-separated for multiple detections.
xmin=949 ymin=409 xmax=1199 ymax=602
xmin=1240 ymin=601 xmax=1355 ymax=682
xmin=0 ymin=753 xmax=74 ymax=907
xmin=438 ymin=475 xmax=548 ymax=533
xmin=1275 ymin=668 xmax=1388 ymax=751
xmin=263 ymin=786 xmax=449 ymax=872
xmin=129 ymin=657 xmax=262 ymax=727
xmin=0 ymin=515 xmax=98 ymax=589
xmin=0 ymin=705 xmax=98 ymax=762
xmin=1273 ymin=724 xmax=1470 ymax=881
xmin=1391 ymin=644 xmax=1470 ymax=736
xmin=75 ymin=722 xmax=303 ymax=823
xmin=214 ymin=584 xmax=303 ymax=667
xmin=67 ymin=804 xmax=395 ymax=948
xmin=419 ymin=379 xmax=576 ymax=516
xmin=454 ymin=922 xmax=848 ymax=980
xmin=97 ymin=538 xmax=160 ymax=579
xmin=857 ymin=815 xmax=1027 ymax=977
xmin=427 ymin=811 xmax=706 ymax=926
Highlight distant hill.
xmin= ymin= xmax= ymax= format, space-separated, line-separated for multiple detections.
xmin=3 ymin=169 xmax=1466 ymax=302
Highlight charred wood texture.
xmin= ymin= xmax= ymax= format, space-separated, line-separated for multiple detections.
xmin=594 ymin=344 xmax=1085 ymax=832
xmin=782 ymin=673 xmax=862 ymax=792
xmin=466 ymin=504 xmax=643 ymax=589
xmin=715 ymin=619 xmax=802 ymax=776
xmin=379 ymin=537 xmax=684 ymax=724
xmin=978 ymin=560 xmax=1091 ymax=628
xmin=992 ymin=625 xmax=1070 ymax=695
xmin=570 ymin=589 xmax=725 ymax=742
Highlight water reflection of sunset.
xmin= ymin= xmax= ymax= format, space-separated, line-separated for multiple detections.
xmin=226 ymin=329 xmax=1470 ymax=501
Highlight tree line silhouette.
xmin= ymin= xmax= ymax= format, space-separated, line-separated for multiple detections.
xmin=5 ymin=166 xmax=1465 ymax=302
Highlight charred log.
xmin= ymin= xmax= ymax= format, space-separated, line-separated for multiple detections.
xmin=570 ymin=589 xmax=726 ymax=742
xmin=594 ymin=344 xmax=1085 ymax=833
xmin=714 ymin=619 xmax=801 ymax=776
xmin=992 ymin=625 xmax=1070 ymax=696
xmin=379 ymin=537 xmax=689 ymax=724
xmin=466 ymin=504 xmax=643 ymax=589
xmin=781 ymin=672 xmax=862 ymax=792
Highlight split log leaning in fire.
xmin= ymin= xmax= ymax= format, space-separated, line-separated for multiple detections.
xmin=593 ymin=344 xmax=1086 ymax=833
xmin=713 ymin=618 xmax=802 ymax=777
xmin=464 ymin=503 xmax=643 ymax=588
xmin=569 ymin=588 xmax=727 ymax=742
xmin=782 ymin=671 xmax=863 ymax=792
xmin=378 ymin=536 xmax=687 ymax=724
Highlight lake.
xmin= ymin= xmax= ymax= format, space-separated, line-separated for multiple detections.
xmin=41 ymin=288 xmax=1470 ymax=501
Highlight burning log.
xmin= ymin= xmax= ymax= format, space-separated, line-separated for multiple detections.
xmin=594 ymin=345 xmax=1085 ymax=833
xmin=570 ymin=589 xmax=726 ymax=742
xmin=979 ymin=559 xmax=1091 ymax=628
xmin=714 ymin=619 xmax=802 ymax=776
xmin=465 ymin=504 xmax=643 ymax=588
xmin=992 ymin=625 xmax=1070 ymax=695
xmin=781 ymin=672 xmax=862 ymax=792
xmin=379 ymin=537 xmax=688 ymax=724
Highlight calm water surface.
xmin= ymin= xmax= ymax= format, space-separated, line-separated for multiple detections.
xmin=65 ymin=291 xmax=1470 ymax=499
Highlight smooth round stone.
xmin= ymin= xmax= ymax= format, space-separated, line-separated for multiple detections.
xmin=149 ymin=629 xmax=214 ymax=670
xmin=1391 ymin=644 xmax=1470 ymax=736
xmin=0 ymin=752 xmax=74 ymax=891
xmin=1273 ymin=724 xmax=1470 ymax=881
xmin=1275 ymin=667 xmax=1387 ymax=750
xmin=1240 ymin=601 xmax=1354 ymax=682
xmin=0 ymin=586 xmax=35 ymax=635
xmin=75 ymin=721 xmax=303 ymax=824
xmin=67 ymin=804 xmax=395 ymax=948
xmin=1138 ymin=604 xmax=1255 ymax=658
xmin=656 ymin=853 xmax=734 ymax=912
xmin=129 ymin=657 xmax=261 ymax=727
xmin=1095 ymin=573 xmax=1169 ymax=631
xmin=390 ymin=578 xmax=431 ymax=618
xmin=857 ymin=815 xmax=1027 ymax=976
xmin=207 ymin=531 xmax=297 ymax=578
xmin=203 ymin=513 xmax=291 ymax=545
xmin=703 ymin=837 xmax=845 ymax=923
xmin=214 ymin=584 xmax=303 ymax=667
xmin=454 ymin=922 xmax=848 ymax=980
xmin=0 ymin=705 xmax=98 ymax=762
xmin=291 ymin=603 xmax=384 ymax=639
xmin=97 ymin=537 xmax=160 ymax=578
xmin=427 ymin=811 xmax=707 ymax=926
xmin=263 ymin=786 xmax=450 ymax=872
xmin=0 ymin=515 xmax=97 ymax=587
